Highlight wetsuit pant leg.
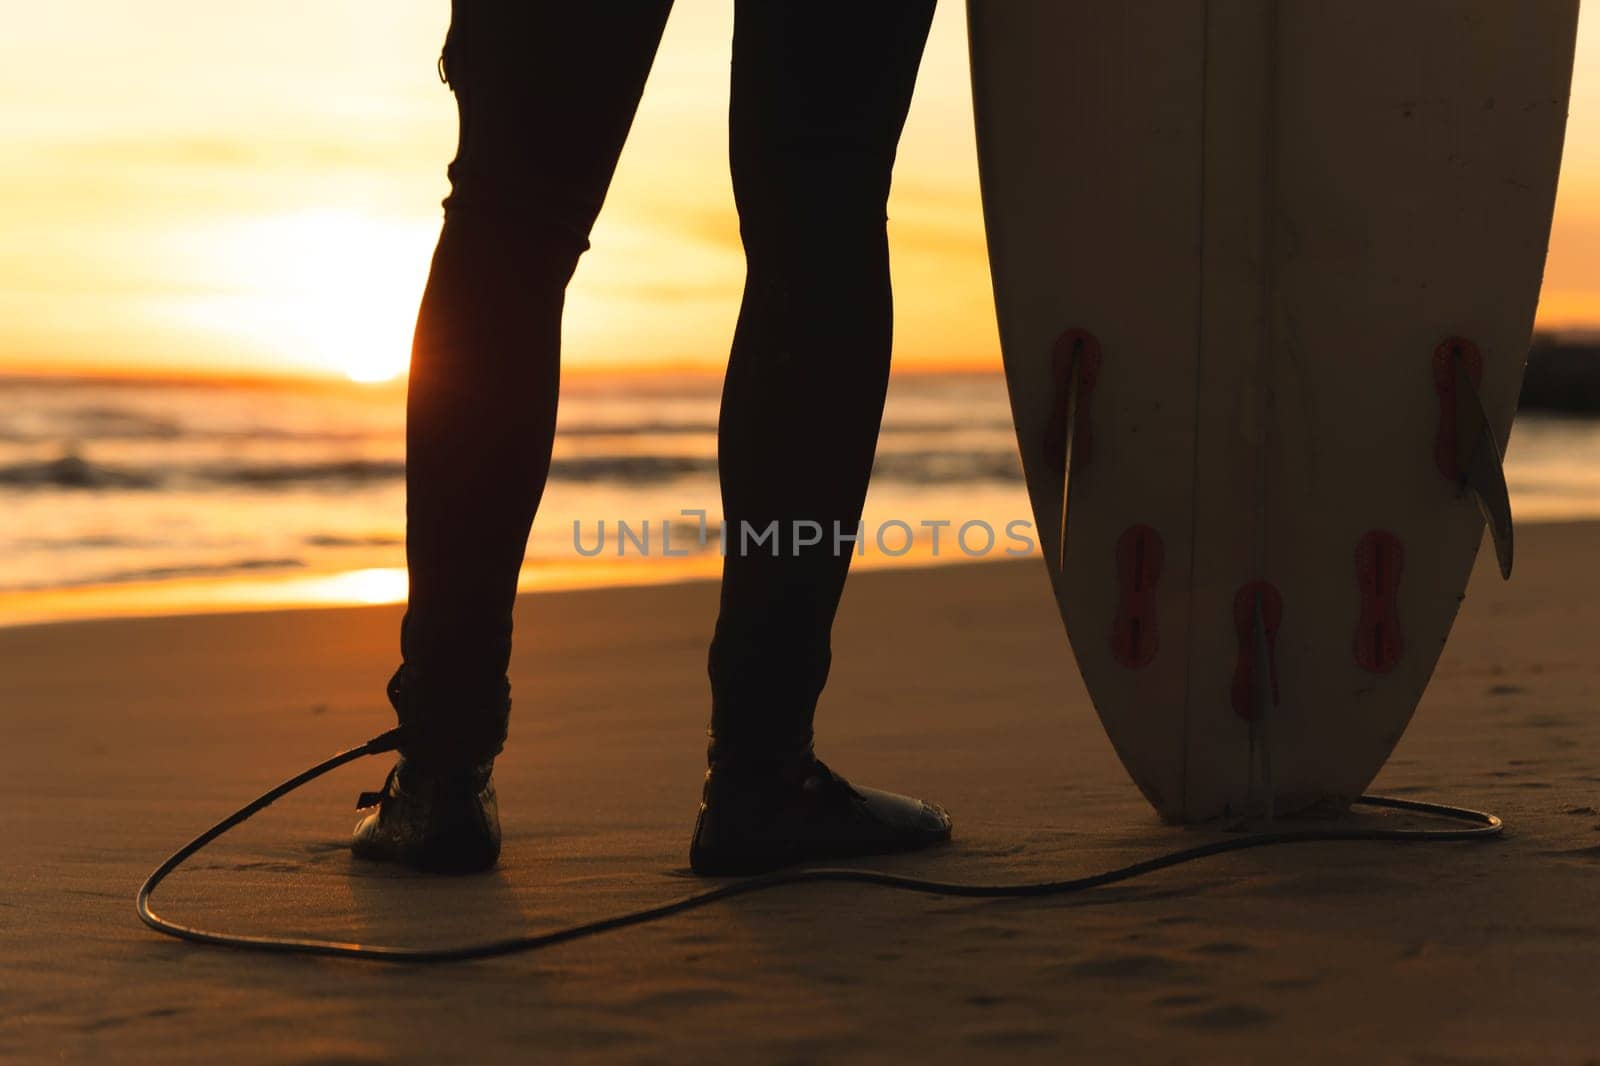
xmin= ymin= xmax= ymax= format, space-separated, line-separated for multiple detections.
xmin=708 ymin=1 xmax=938 ymax=754
xmin=398 ymin=1 xmax=674 ymax=768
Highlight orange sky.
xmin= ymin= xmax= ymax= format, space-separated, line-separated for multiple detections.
xmin=5 ymin=2 xmax=1600 ymax=382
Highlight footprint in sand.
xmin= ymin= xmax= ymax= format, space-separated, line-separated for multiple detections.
xmin=225 ymin=859 xmax=302 ymax=873
xmin=1173 ymin=1003 xmax=1279 ymax=1030
xmin=1152 ymin=993 xmax=1208 ymax=1008
xmin=961 ymin=1027 xmax=1060 ymax=1048
xmin=1262 ymin=975 xmax=1323 ymax=991
xmin=1053 ymin=952 xmax=1195 ymax=982
xmin=626 ymin=986 xmax=739 ymax=1011
xmin=1258 ymin=871 xmax=1404 ymax=898
xmin=962 ymin=923 xmax=1024 ymax=941
xmin=965 ymin=993 xmax=1013 ymax=1008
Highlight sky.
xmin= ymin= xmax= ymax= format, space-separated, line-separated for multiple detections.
xmin=4 ymin=2 xmax=1600 ymax=383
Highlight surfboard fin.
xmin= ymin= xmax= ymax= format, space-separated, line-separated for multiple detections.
xmin=1451 ymin=354 xmax=1514 ymax=580
xmin=1055 ymin=350 xmax=1081 ymax=573
xmin=1048 ymin=330 xmax=1100 ymax=573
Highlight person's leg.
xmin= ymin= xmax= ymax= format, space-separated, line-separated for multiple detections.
xmin=709 ymin=0 xmax=937 ymax=753
xmin=691 ymin=0 xmax=948 ymax=875
xmin=357 ymin=0 xmax=673 ymax=873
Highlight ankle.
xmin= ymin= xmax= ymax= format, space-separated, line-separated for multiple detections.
xmin=706 ymin=731 xmax=816 ymax=772
xmin=394 ymin=752 xmax=494 ymax=791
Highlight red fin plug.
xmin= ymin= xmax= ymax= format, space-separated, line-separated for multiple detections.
xmin=1354 ymin=531 xmax=1404 ymax=673
xmin=1111 ymin=524 xmax=1163 ymax=669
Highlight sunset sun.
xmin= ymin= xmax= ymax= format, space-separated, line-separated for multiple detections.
xmin=164 ymin=208 xmax=435 ymax=382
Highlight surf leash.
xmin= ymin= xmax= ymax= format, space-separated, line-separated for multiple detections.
xmin=136 ymin=728 xmax=1502 ymax=964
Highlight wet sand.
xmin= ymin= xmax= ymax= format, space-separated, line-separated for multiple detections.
xmin=4 ymin=523 xmax=1598 ymax=1063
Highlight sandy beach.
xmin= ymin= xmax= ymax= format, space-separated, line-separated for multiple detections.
xmin=5 ymin=522 xmax=1599 ymax=1064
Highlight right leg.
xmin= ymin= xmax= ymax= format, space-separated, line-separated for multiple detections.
xmin=688 ymin=0 xmax=949 ymax=877
xmin=358 ymin=0 xmax=672 ymax=872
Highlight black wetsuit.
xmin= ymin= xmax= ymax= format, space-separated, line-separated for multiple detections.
xmin=396 ymin=1 xmax=937 ymax=768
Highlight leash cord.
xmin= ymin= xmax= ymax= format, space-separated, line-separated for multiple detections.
xmin=136 ymin=728 xmax=1502 ymax=964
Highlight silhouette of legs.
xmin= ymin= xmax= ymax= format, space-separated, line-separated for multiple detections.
xmin=708 ymin=1 xmax=937 ymax=754
xmin=395 ymin=0 xmax=935 ymax=768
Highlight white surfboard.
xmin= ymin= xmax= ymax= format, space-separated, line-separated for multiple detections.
xmin=969 ymin=1 xmax=1579 ymax=822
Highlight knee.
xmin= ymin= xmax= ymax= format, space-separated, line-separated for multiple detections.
xmin=733 ymin=124 xmax=895 ymax=228
xmin=441 ymin=167 xmax=597 ymax=265
xmin=732 ymin=167 xmax=892 ymax=267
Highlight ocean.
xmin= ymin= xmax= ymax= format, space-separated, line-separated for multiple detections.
xmin=2 ymin=370 xmax=1598 ymax=625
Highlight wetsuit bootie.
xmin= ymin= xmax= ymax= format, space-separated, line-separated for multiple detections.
xmin=352 ymin=755 xmax=501 ymax=874
xmin=689 ymin=749 xmax=952 ymax=876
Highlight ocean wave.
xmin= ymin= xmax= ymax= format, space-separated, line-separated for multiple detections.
xmin=212 ymin=455 xmax=711 ymax=487
xmin=554 ymin=417 xmax=1014 ymax=438
xmin=544 ymin=450 xmax=1024 ymax=485
xmin=0 ymin=413 xmax=1013 ymax=446
xmin=0 ymin=448 xmax=1026 ymax=492
xmin=881 ymin=418 xmax=1016 ymax=435
xmin=58 ymin=406 xmax=184 ymax=440
xmin=304 ymin=533 xmax=404 ymax=548
xmin=0 ymin=455 xmax=160 ymax=489
xmin=558 ymin=420 xmax=718 ymax=438
xmin=0 ymin=405 xmax=386 ymax=446
xmin=873 ymin=450 xmax=1024 ymax=484
xmin=0 ymin=556 xmax=305 ymax=592
xmin=12 ymin=533 xmax=152 ymax=550
xmin=0 ymin=407 xmax=182 ymax=444
xmin=205 ymin=459 xmax=407 ymax=486
xmin=548 ymin=455 xmax=716 ymax=483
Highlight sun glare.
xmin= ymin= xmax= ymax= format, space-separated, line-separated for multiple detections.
xmin=163 ymin=209 xmax=435 ymax=382
xmin=295 ymin=567 xmax=410 ymax=606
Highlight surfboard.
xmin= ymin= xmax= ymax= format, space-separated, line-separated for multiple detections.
xmin=968 ymin=1 xmax=1579 ymax=822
